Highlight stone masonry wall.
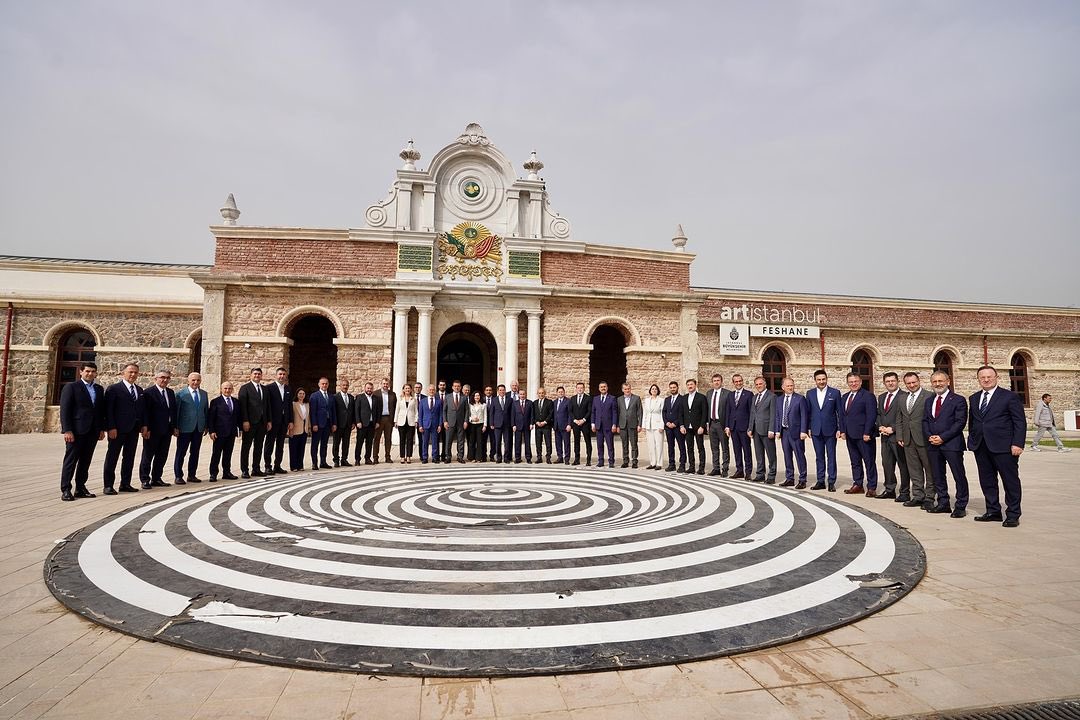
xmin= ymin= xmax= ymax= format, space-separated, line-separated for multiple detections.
xmin=542 ymin=252 xmax=690 ymax=292
xmin=214 ymin=238 xmax=397 ymax=279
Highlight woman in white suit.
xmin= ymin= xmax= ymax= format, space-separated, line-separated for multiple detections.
xmin=394 ymin=384 xmax=418 ymax=463
xmin=642 ymin=383 xmax=666 ymax=470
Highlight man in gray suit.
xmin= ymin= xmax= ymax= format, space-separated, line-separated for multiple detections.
xmin=174 ymin=372 xmax=209 ymax=484
xmin=442 ymin=380 xmax=469 ymax=463
xmin=706 ymin=373 xmax=731 ymax=476
xmin=875 ymin=371 xmax=910 ymax=501
xmin=617 ymin=382 xmax=643 ymax=469
xmin=749 ymin=376 xmax=777 ymax=483
xmin=896 ymin=371 xmax=932 ymax=508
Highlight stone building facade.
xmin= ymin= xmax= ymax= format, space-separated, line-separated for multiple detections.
xmin=2 ymin=124 xmax=1078 ymax=433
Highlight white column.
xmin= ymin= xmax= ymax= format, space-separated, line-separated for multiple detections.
xmin=503 ymin=310 xmax=519 ymax=388
xmin=526 ymin=310 xmax=542 ymax=396
xmin=392 ymin=304 xmax=410 ymax=394
xmin=416 ymin=306 xmax=433 ymax=389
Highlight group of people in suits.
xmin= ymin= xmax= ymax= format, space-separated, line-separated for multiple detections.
xmin=58 ymin=361 xmax=1030 ymax=526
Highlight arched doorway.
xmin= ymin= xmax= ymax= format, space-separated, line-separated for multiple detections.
xmin=52 ymin=328 xmax=96 ymax=404
xmin=437 ymin=323 xmax=498 ymax=392
xmin=933 ymin=349 xmax=954 ymax=388
xmin=761 ymin=346 xmax=787 ymax=394
xmin=589 ymin=325 xmax=628 ymax=395
xmin=1009 ymin=353 xmax=1030 ymax=406
xmin=287 ymin=315 xmax=338 ymax=396
xmin=851 ymin=348 xmax=874 ymax=392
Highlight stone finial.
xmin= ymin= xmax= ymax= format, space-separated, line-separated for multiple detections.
xmin=672 ymin=224 xmax=688 ymax=252
xmin=399 ymin=139 xmax=421 ymax=171
xmin=523 ymin=150 xmax=544 ymax=180
xmin=220 ymin=193 xmax=240 ymax=226
xmin=457 ymin=122 xmax=490 ymax=146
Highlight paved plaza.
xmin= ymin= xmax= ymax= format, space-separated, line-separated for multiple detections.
xmin=2 ymin=433 xmax=1079 ymax=719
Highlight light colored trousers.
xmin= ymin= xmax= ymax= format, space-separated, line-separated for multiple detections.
xmin=1032 ymin=425 xmax=1064 ymax=448
xmin=646 ymin=429 xmax=665 ymax=467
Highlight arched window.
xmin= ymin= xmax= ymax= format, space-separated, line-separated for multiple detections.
xmin=53 ymin=329 xmax=96 ymax=404
xmin=933 ymin=350 xmax=954 ymax=388
xmin=1009 ymin=353 xmax=1030 ymax=407
xmin=190 ymin=336 xmax=203 ymax=374
xmin=761 ymin=346 xmax=787 ymax=394
xmin=851 ymin=349 xmax=874 ymax=393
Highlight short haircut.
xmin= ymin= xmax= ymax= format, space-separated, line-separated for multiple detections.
xmin=276 ymin=367 xmax=286 ymax=373
xmin=251 ymin=367 xmax=262 ymax=374
xmin=903 ymin=371 xmax=920 ymax=380
xmin=669 ymin=380 xmax=679 ymax=386
xmin=80 ymin=361 xmax=98 ymax=371
xmin=318 ymin=376 xmax=328 ymax=383
xmin=732 ymin=374 xmax=743 ymax=381
xmin=882 ymin=371 xmax=898 ymax=381
xmin=123 ymin=362 xmax=139 ymax=371
xmin=977 ymin=365 xmax=997 ymax=374
xmin=497 ymin=384 xmax=505 ymax=390
xmin=931 ymin=371 xmax=950 ymax=380
xmin=1042 ymin=393 xmax=1051 ymax=401
xmin=686 ymin=378 xmax=697 ymax=385
xmin=711 ymin=373 xmax=722 ymax=380
xmin=556 ymin=386 xmax=565 ymax=391
xmin=753 ymin=376 xmax=765 ymax=383
xmin=813 ymin=369 xmax=828 ymax=379
xmin=846 ymin=372 xmax=860 ymax=380
xmin=598 ymin=380 xmax=608 ymax=386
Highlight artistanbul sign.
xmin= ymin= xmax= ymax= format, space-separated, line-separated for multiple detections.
xmin=716 ymin=303 xmax=823 ymax=324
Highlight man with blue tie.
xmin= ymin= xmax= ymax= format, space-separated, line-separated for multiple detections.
xmin=208 ymin=381 xmax=241 ymax=481
xmin=139 ymin=369 xmax=178 ymax=489
xmin=840 ymin=372 xmax=879 ymax=496
xmin=553 ymin=386 xmax=571 ymax=464
xmin=663 ymin=381 xmax=686 ymax=472
xmin=174 ymin=372 xmax=209 ymax=484
xmin=806 ymin=369 xmax=842 ymax=491
xmin=58 ymin=361 xmax=105 ymax=501
xmin=511 ymin=384 xmax=534 ymax=463
xmin=591 ymin=381 xmax=617 ymax=468
xmin=923 ymin=371 xmax=969 ymax=518
xmin=103 ymin=362 xmax=145 ymax=494
xmin=418 ymin=382 xmax=443 ymax=463
xmin=724 ymin=374 xmax=753 ymax=479
xmin=308 ymin=377 xmax=336 ymax=470
xmin=773 ymin=377 xmax=809 ymax=488
xmin=968 ymin=366 xmax=1027 ymax=527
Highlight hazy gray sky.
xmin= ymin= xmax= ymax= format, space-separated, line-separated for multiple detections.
xmin=2 ymin=1 xmax=1078 ymax=307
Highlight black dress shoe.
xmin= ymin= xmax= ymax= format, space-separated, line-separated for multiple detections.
xmin=340 ymin=461 xmax=351 ymax=467
xmin=174 ymin=478 xmax=186 ymax=485
xmin=795 ymin=483 xmax=807 ymax=489
xmin=188 ymin=477 xmax=202 ymax=483
xmin=780 ymin=480 xmax=795 ymax=487
xmin=621 ymin=462 xmax=630 ymax=468
xmin=950 ymin=508 xmax=966 ymax=518
xmin=61 ymin=491 xmax=75 ymax=501
xmin=632 ymin=461 xmax=638 ymax=469
xmin=697 ymin=467 xmax=705 ymax=475
xmin=1002 ymin=518 xmax=1020 ymax=527
xmin=73 ymin=489 xmax=95 ymax=498
xmin=928 ymin=505 xmax=952 ymax=514
xmin=827 ymin=485 xmax=836 ymax=492
xmin=209 ymin=476 xmax=218 ymax=482
xmin=731 ymin=471 xmax=745 ymax=479
xmin=241 ymin=472 xmax=251 ymax=479
xmin=876 ymin=491 xmax=896 ymax=499
xmin=903 ymin=499 xmax=923 ymax=507
xmin=894 ymin=495 xmax=908 ymax=503
xmin=141 ymin=482 xmax=152 ymax=489
xmin=974 ymin=512 xmax=1004 ymax=522
xmin=664 ymin=465 xmax=675 ymax=472
xmin=764 ymin=479 xmax=776 ymax=485
xmin=150 ymin=480 xmax=170 ymax=487
xmin=752 ymin=476 xmax=766 ymax=482
xmin=118 ymin=486 xmax=139 ymax=493
xmin=103 ymin=487 xmax=118 ymax=495
xmin=811 ymin=483 xmax=826 ymax=490
xmin=922 ymin=501 xmax=934 ymax=511
xmin=252 ymin=470 xmax=265 ymax=477
xmin=708 ymin=469 xmax=721 ymax=476
xmin=320 ymin=463 xmax=333 ymax=469
xmin=223 ymin=474 xmax=239 ymax=480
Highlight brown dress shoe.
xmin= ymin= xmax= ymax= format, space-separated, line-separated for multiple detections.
xmin=843 ymin=485 xmax=864 ymax=494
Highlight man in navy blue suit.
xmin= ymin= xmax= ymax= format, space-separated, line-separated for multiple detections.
xmin=724 ymin=374 xmax=754 ymax=479
xmin=968 ymin=366 xmax=1027 ymax=527
xmin=58 ymin=361 xmax=105 ymax=501
xmin=553 ymin=386 xmax=571 ymax=464
xmin=591 ymin=381 xmax=618 ymax=468
xmin=806 ymin=369 xmax=842 ymax=491
xmin=418 ymin=382 xmax=443 ymax=463
xmin=923 ymin=371 xmax=969 ymax=518
xmin=263 ymin=367 xmax=292 ymax=475
xmin=139 ymin=369 xmax=178 ymax=489
xmin=208 ymin=381 xmax=241 ymax=481
xmin=840 ymin=372 xmax=879 ymax=496
xmin=662 ymin=381 xmax=686 ymax=472
xmin=773 ymin=377 xmax=810 ymax=488
xmin=485 ymin=384 xmax=510 ymax=463
xmin=308 ymin=377 xmax=336 ymax=469
xmin=103 ymin=362 xmax=146 ymax=494
xmin=511 ymin=384 xmax=534 ymax=463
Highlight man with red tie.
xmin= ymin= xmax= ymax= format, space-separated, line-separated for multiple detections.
xmin=590 ymin=381 xmax=617 ymax=468
xmin=724 ymin=374 xmax=753 ymax=479
xmin=705 ymin=374 xmax=731 ymax=477
xmin=968 ymin=366 xmax=1026 ymax=527
xmin=841 ymin=372 xmax=879 ymax=496
xmin=922 ymin=371 xmax=969 ymax=518
xmin=875 ymin=372 xmax=909 ymax=501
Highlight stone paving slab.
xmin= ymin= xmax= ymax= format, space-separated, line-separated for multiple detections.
xmin=2 ymin=434 xmax=1079 ymax=719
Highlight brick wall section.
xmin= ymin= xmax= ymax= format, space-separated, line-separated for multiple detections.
xmin=542 ymin=252 xmax=690 ymax=292
xmin=214 ymin=238 xmax=397 ymax=278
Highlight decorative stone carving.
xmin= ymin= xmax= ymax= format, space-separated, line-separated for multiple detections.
xmin=399 ymin=139 xmax=421 ymax=171
xmin=456 ymin=123 xmax=491 ymax=147
xmin=220 ymin=194 xmax=240 ymax=225
xmin=672 ymin=224 xmax=688 ymax=252
xmin=523 ymin=151 xmax=544 ymax=180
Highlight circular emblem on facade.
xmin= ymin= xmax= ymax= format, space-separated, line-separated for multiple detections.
xmin=730 ymin=327 xmax=741 ymax=340
xmin=463 ymin=181 xmax=481 ymax=199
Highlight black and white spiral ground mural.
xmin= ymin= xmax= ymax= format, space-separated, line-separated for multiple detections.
xmin=45 ymin=467 xmax=924 ymax=676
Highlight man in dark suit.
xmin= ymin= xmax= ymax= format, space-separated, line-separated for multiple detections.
xmin=841 ymin=372 xmax=879 ymax=496
xmin=897 ymin=371 xmax=934 ymax=508
xmin=511 ymin=384 xmax=535 ymax=463
xmin=308 ymin=376 xmax=336 ymax=469
xmin=773 ymin=377 xmax=809 ymax=487
xmin=749 ymin=376 xmax=777 ymax=484
xmin=138 ymin=369 xmax=178 ymax=489
xmin=533 ymin=386 xmax=555 ymax=463
xmin=59 ymin=361 xmax=105 ymax=501
xmin=485 ymin=384 xmax=510 ymax=463
xmin=442 ymin=380 xmax=468 ymax=463
xmin=263 ymin=367 xmax=292 ymax=475
xmin=724 ymin=374 xmax=754 ymax=479
xmin=418 ymin=383 xmax=443 ymax=463
xmin=237 ymin=367 xmax=271 ymax=478
xmin=968 ymin=365 xmax=1027 ymax=527
xmin=591 ymin=381 xmax=617 ymax=468
xmin=807 ymin=370 xmax=842 ymax=491
xmin=208 ymin=381 xmax=241 ymax=481
xmin=923 ymin=371 xmax=969 ymax=518
xmin=706 ymin=374 xmax=731 ymax=477
xmin=354 ymin=382 xmax=380 ymax=464
xmin=616 ymin=382 xmax=643 ymax=469
xmin=482 ymin=385 xmax=496 ymax=462
xmin=875 ymin=372 xmax=909 ymax=501
xmin=332 ymin=379 xmax=355 ymax=467
xmin=173 ymin=372 xmax=209 ymax=484
xmin=679 ymin=378 xmax=708 ymax=474
xmin=103 ymin=362 xmax=145 ymax=494
xmin=374 ymin=377 xmax=397 ymax=463
xmin=663 ymin=381 xmax=686 ymax=472
xmin=553 ymin=386 xmax=571 ymax=464
xmin=570 ymin=382 xmax=593 ymax=466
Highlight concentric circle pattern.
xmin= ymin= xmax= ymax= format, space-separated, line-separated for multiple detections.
xmin=45 ymin=467 xmax=924 ymax=676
